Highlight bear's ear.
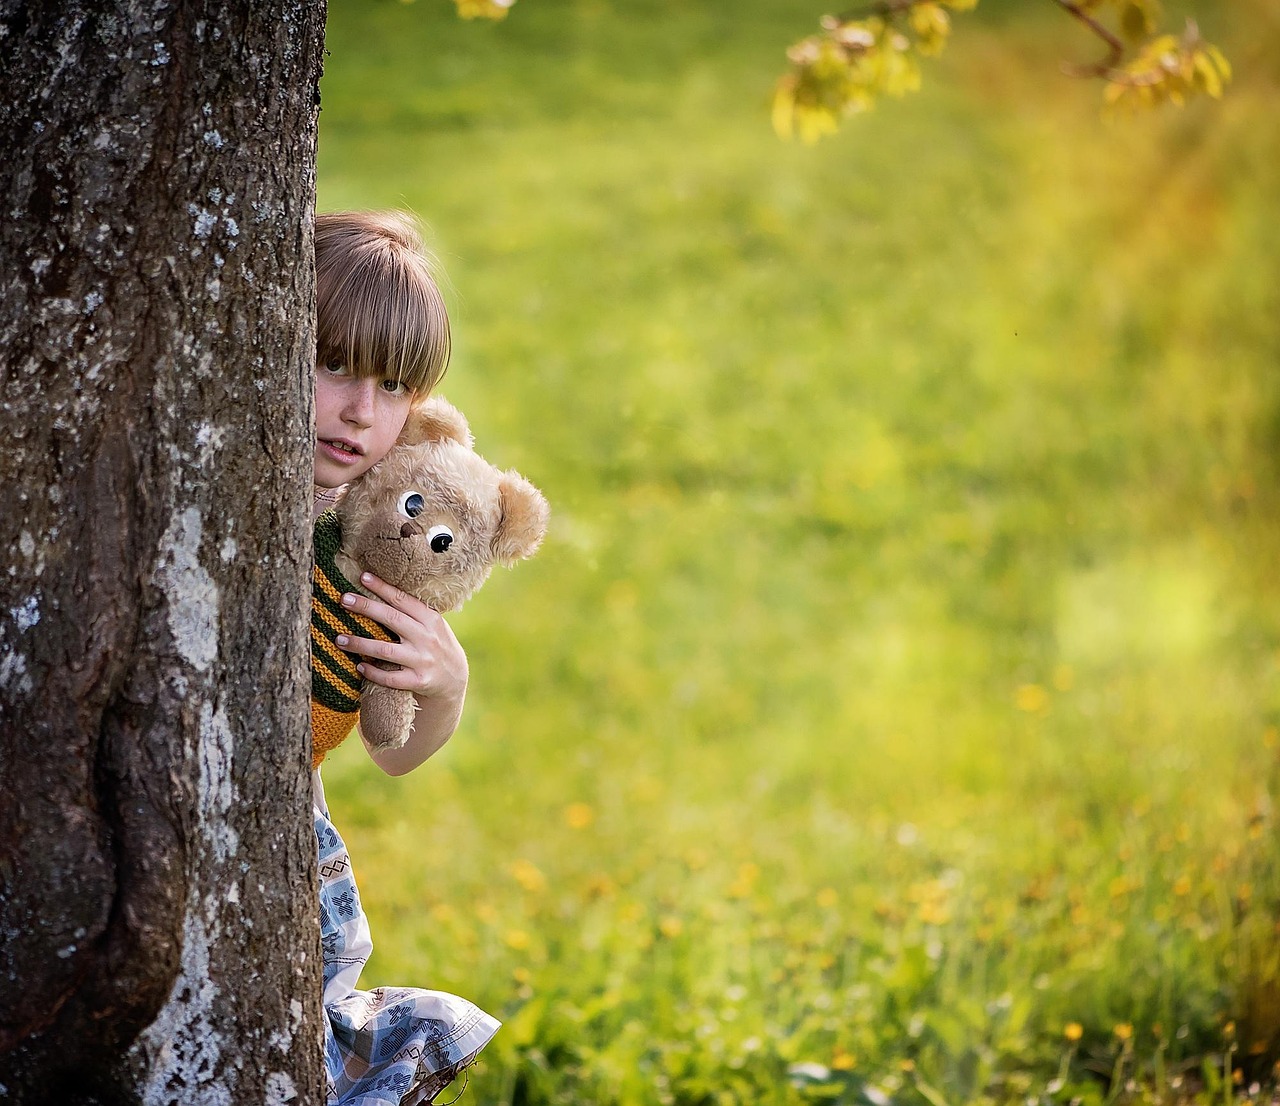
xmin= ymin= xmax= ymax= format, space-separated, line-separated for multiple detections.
xmin=493 ymin=472 xmax=550 ymax=566
xmin=398 ymin=396 xmax=474 ymax=448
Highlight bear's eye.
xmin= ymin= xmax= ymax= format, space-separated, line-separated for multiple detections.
xmin=398 ymin=492 xmax=425 ymax=519
xmin=426 ymin=525 xmax=454 ymax=554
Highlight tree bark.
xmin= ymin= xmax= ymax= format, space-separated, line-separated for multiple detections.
xmin=0 ymin=2 xmax=327 ymax=1102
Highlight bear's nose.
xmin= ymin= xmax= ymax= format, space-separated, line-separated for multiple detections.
xmin=400 ymin=522 xmax=417 ymax=540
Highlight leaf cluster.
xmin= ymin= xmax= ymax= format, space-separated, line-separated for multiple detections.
xmin=771 ymin=0 xmax=1231 ymax=141
xmin=771 ymin=0 xmax=978 ymax=143
xmin=450 ymin=0 xmax=515 ymax=21
xmin=433 ymin=0 xmax=1232 ymax=134
xmin=1102 ymin=21 xmax=1232 ymax=113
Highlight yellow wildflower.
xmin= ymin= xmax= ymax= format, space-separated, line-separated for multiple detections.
xmin=563 ymin=802 xmax=595 ymax=830
xmin=919 ymin=901 xmax=951 ymax=926
xmin=509 ymin=858 xmax=547 ymax=893
xmin=729 ymin=862 xmax=760 ymax=898
xmin=658 ymin=915 xmax=684 ymax=939
xmin=618 ymin=901 xmax=646 ymax=924
xmin=1014 ymin=683 xmax=1049 ymax=713
xmin=1065 ymin=1023 xmax=1084 ymax=1042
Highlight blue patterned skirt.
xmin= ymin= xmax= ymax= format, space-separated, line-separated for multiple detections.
xmin=315 ymin=774 xmax=500 ymax=1105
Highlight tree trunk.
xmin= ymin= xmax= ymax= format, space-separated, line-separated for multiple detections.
xmin=0 ymin=2 xmax=327 ymax=1102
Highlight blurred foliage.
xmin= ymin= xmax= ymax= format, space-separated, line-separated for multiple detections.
xmin=774 ymin=0 xmax=978 ymax=141
xmin=774 ymin=0 xmax=1230 ymax=140
xmin=451 ymin=0 xmax=515 ymax=20
xmin=437 ymin=0 xmax=1231 ymax=138
xmin=318 ymin=0 xmax=1279 ymax=1103
xmin=1102 ymin=22 xmax=1232 ymax=113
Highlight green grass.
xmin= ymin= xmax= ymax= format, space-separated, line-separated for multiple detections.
xmin=316 ymin=2 xmax=1280 ymax=1102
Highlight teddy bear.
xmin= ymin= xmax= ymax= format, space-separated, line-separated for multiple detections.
xmin=311 ymin=397 xmax=549 ymax=767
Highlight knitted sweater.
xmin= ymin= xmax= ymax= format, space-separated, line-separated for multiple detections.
xmin=311 ymin=509 xmax=397 ymax=768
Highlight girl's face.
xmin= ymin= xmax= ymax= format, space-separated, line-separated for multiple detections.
xmin=314 ymin=361 xmax=416 ymax=488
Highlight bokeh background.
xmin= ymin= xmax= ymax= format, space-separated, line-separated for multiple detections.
xmin=316 ymin=2 xmax=1280 ymax=1103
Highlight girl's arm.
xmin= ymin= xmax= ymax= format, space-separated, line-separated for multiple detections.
xmin=337 ymin=572 xmax=470 ymax=777
xmin=366 ymin=675 xmax=467 ymax=776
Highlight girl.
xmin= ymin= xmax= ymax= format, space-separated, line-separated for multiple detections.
xmin=310 ymin=210 xmax=499 ymax=1105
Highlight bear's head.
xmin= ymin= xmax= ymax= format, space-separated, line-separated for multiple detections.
xmin=334 ymin=397 xmax=549 ymax=612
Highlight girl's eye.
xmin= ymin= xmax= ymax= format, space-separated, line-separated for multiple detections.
xmin=380 ymin=378 xmax=408 ymax=396
xmin=398 ymin=492 xmax=425 ymax=518
xmin=323 ymin=361 xmax=350 ymax=376
xmin=426 ymin=525 xmax=454 ymax=554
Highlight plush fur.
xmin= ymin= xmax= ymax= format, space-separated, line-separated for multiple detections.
xmin=335 ymin=397 xmax=549 ymax=751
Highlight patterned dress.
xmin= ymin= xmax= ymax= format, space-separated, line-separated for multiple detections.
xmin=311 ymin=487 xmax=500 ymax=1105
xmin=314 ymin=776 xmax=499 ymax=1104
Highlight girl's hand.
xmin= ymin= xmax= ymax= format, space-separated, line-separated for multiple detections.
xmin=337 ymin=572 xmax=468 ymax=701
xmin=336 ymin=572 xmax=468 ymax=775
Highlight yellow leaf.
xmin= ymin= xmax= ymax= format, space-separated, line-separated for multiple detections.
xmin=1193 ymin=53 xmax=1223 ymax=98
xmin=771 ymin=78 xmax=797 ymax=139
xmin=910 ymin=2 xmax=949 ymax=39
xmin=1206 ymin=44 xmax=1233 ymax=82
xmin=798 ymin=105 xmax=840 ymax=144
xmin=1120 ymin=1 xmax=1154 ymax=43
xmin=453 ymin=0 xmax=514 ymax=19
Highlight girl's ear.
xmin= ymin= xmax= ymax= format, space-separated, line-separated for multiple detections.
xmin=398 ymin=396 xmax=473 ymax=448
xmin=492 ymin=472 xmax=550 ymax=566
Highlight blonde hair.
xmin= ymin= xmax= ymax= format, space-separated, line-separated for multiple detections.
xmin=315 ymin=210 xmax=451 ymax=395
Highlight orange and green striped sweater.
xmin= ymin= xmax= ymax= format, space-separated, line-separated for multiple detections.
xmin=311 ymin=510 xmax=397 ymax=768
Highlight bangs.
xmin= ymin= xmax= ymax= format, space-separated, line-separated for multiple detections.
xmin=315 ymin=215 xmax=451 ymax=394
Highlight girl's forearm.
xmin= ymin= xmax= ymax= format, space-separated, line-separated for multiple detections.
xmin=363 ymin=682 xmax=467 ymax=776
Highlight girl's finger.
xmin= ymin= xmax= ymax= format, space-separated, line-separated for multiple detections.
xmin=340 ymin=591 xmax=419 ymax=638
xmin=357 ymin=663 xmax=424 ymax=691
xmin=358 ymin=572 xmax=440 ymax=618
xmin=336 ymin=634 xmax=404 ymax=662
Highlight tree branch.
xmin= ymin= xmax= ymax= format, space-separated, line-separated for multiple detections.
xmin=1051 ymin=0 xmax=1126 ymax=77
xmin=831 ymin=0 xmax=928 ymax=23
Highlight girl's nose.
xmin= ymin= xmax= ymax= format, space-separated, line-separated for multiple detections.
xmin=342 ymin=378 xmax=377 ymax=426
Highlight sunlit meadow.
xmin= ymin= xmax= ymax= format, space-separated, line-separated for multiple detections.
xmin=315 ymin=1 xmax=1280 ymax=1103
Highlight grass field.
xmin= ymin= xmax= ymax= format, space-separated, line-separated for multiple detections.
xmin=315 ymin=2 xmax=1280 ymax=1103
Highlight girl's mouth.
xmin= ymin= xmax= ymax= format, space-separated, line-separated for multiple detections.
xmin=320 ymin=439 xmax=364 ymax=463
